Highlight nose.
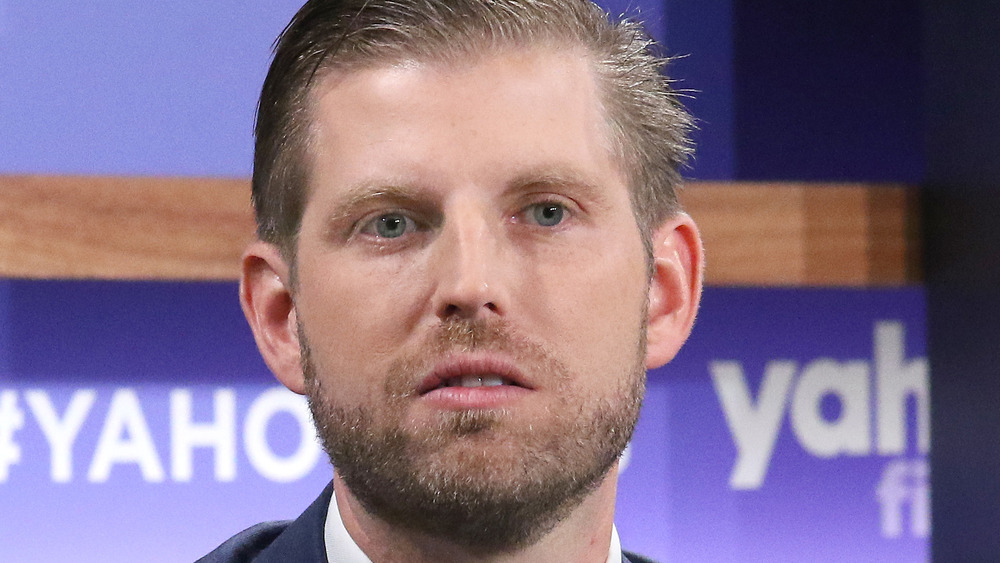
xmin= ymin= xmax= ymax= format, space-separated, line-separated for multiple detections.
xmin=430 ymin=207 xmax=508 ymax=321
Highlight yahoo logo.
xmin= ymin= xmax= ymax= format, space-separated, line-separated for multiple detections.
xmin=710 ymin=321 xmax=928 ymax=490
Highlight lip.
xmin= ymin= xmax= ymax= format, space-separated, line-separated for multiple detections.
xmin=416 ymin=353 xmax=534 ymax=406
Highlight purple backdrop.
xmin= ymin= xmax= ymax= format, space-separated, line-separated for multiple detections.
xmin=0 ymin=282 xmax=927 ymax=561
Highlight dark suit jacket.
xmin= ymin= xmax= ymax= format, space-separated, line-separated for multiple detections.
xmin=197 ymin=482 xmax=657 ymax=563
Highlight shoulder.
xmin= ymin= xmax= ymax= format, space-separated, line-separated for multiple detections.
xmin=195 ymin=521 xmax=291 ymax=563
xmin=623 ymin=550 xmax=660 ymax=563
xmin=196 ymin=483 xmax=333 ymax=563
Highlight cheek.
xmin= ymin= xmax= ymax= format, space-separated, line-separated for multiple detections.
xmin=304 ymin=246 xmax=430 ymax=324
xmin=526 ymin=247 xmax=649 ymax=371
xmin=295 ymin=262 xmax=427 ymax=394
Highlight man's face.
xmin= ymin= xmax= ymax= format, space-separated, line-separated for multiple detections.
xmin=292 ymin=47 xmax=652 ymax=549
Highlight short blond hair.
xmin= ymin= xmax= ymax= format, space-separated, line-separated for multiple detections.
xmin=253 ymin=0 xmax=693 ymax=260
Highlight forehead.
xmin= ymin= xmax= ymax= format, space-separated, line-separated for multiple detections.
xmin=302 ymin=47 xmax=624 ymax=200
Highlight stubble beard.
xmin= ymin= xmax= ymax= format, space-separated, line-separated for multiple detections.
xmin=302 ymin=318 xmax=646 ymax=554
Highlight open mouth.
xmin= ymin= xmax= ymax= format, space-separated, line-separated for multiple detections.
xmin=417 ymin=356 xmax=531 ymax=395
xmin=430 ymin=375 xmax=519 ymax=390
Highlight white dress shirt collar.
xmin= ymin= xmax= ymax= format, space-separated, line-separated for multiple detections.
xmin=324 ymin=488 xmax=623 ymax=563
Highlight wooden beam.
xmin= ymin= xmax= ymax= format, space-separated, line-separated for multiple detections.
xmin=0 ymin=176 xmax=255 ymax=280
xmin=680 ymin=182 xmax=921 ymax=286
xmin=0 ymin=176 xmax=920 ymax=285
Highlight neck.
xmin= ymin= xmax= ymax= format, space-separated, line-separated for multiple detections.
xmin=333 ymin=464 xmax=620 ymax=563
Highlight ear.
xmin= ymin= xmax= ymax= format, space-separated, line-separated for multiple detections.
xmin=240 ymin=240 xmax=306 ymax=395
xmin=645 ymin=213 xmax=704 ymax=369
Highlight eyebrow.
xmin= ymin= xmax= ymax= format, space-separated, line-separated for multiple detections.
xmin=505 ymin=167 xmax=612 ymax=210
xmin=321 ymin=166 xmax=613 ymax=232
xmin=322 ymin=183 xmax=436 ymax=233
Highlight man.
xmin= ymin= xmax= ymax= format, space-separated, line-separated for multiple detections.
xmin=201 ymin=0 xmax=702 ymax=561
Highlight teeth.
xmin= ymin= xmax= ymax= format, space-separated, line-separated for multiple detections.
xmin=481 ymin=375 xmax=504 ymax=387
xmin=443 ymin=375 xmax=510 ymax=388
xmin=458 ymin=375 xmax=483 ymax=388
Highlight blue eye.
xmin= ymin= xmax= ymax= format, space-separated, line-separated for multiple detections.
xmin=530 ymin=203 xmax=565 ymax=227
xmin=370 ymin=213 xmax=414 ymax=238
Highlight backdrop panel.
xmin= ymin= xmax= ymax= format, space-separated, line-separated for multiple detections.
xmin=0 ymin=282 xmax=926 ymax=561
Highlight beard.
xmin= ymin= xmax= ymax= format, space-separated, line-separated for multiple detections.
xmin=302 ymin=317 xmax=646 ymax=554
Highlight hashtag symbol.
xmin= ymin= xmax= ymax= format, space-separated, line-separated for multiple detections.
xmin=0 ymin=390 xmax=25 ymax=482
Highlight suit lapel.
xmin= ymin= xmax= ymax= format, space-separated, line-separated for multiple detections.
xmin=255 ymin=481 xmax=334 ymax=562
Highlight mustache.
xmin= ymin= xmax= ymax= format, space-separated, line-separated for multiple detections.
xmin=430 ymin=318 xmax=515 ymax=353
xmin=384 ymin=318 xmax=565 ymax=398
